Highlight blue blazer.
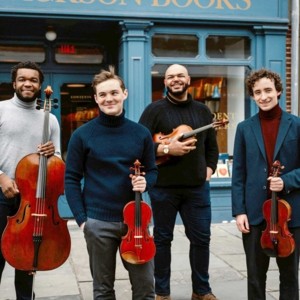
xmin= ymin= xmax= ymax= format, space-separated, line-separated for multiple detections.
xmin=232 ymin=110 xmax=300 ymax=228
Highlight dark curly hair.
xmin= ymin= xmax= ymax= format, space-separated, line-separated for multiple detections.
xmin=11 ymin=61 xmax=44 ymax=84
xmin=246 ymin=68 xmax=283 ymax=99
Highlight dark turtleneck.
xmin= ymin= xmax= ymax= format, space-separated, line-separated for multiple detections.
xmin=64 ymin=110 xmax=157 ymax=226
xmin=259 ymin=104 xmax=282 ymax=173
xmin=97 ymin=110 xmax=125 ymax=127
xmin=166 ymin=92 xmax=192 ymax=106
xmin=139 ymin=92 xmax=219 ymax=187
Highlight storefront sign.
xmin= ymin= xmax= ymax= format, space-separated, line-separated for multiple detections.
xmin=1 ymin=0 xmax=288 ymax=23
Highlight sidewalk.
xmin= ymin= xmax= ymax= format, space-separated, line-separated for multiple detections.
xmin=1 ymin=221 xmax=296 ymax=300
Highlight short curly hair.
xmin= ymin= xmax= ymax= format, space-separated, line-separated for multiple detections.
xmin=246 ymin=68 xmax=283 ymax=99
xmin=11 ymin=61 xmax=44 ymax=84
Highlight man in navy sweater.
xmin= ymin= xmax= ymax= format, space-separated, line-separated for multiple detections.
xmin=65 ymin=66 xmax=158 ymax=300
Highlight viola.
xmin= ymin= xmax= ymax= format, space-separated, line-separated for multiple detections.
xmin=120 ymin=159 xmax=156 ymax=264
xmin=153 ymin=119 xmax=229 ymax=165
xmin=260 ymin=160 xmax=295 ymax=257
xmin=1 ymin=86 xmax=71 ymax=274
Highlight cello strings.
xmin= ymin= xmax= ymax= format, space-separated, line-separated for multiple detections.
xmin=34 ymin=105 xmax=50 ymax=239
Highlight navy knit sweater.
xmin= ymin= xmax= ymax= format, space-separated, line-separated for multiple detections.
xmin=139 ymin=93 xmax=219 ymax=187
xmin=65 ymin=110 xmax=158 ymax=226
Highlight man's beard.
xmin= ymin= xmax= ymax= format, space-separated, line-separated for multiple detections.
xmin=167 ymin=83 xmax=189 ymax=97
xmin=15 ymin=90 xmax=40 ymax=102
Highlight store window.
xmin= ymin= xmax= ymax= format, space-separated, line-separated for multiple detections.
xmin=206 ymin=35 xmax=251 ymax=59
xmin=55 ymin=44 xmax=104 ymax=64
xmin=151 ymin=64 xmax=250 ymax=175
xmin=152 ymin=34 xmax=198 ymax=58
xmin=0 ymin=45 xmax=45 ymax=63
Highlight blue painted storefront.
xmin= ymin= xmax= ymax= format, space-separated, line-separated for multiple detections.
xmin=0 ymin=0 xmax=289 ymax=222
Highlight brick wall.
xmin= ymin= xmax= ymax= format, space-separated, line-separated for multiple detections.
xmin=286 ymin=25 xmax=292 ymax=112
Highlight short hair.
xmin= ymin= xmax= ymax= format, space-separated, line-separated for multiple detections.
xmin=11 ymin=61 xmax=44 ymax=84
xmin=92 ymin=65 xmax=126 ymax=93
xmin=246 ymin=68 xmax=283 ymax=99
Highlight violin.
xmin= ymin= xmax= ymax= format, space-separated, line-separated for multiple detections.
xmin=260 ymin=160 xmax=295 ymax=257
xmin=153 ymin=119 xmax=229 ymax=165
xmin=1 ymin=86 xmax=71 ymax=273
xmin=120 ymin=159 xmax=156 ymax=264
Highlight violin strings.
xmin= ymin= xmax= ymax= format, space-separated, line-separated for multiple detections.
xmin=135 ymin=193 xmax=142 ymax=248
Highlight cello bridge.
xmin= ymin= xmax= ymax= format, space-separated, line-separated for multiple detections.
xmin=31 ymin=213 xmax=47 ymax=217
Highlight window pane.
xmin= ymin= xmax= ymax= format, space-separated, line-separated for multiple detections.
xmin=151 ymin=64 xmax=249 ymax=158
xmin=206 ymin=36 xmax=251 ymax=59
xmin=55 ymin=45 xmax=104 ymax=64
xmin=0 ymin=45 xmax=45 ymax=63
xmin=152 ymin=34 xmax=198 ymax=58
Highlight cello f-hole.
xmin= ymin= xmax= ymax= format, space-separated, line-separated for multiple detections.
xmin=16 ymin=204 xmax=31 ymax=224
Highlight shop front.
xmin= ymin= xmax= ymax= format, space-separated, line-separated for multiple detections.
xmin=0 ymin=0 xmax=289 ymax=222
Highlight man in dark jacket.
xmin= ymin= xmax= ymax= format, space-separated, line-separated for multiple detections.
xmin=232 ymin=68 xmax=300 ymax=300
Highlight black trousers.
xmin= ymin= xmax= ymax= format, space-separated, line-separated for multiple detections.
xmin=0 ymin=194 xmax=35 ymax=300
xmin=243 ymin=222 xmax=300 ymax=300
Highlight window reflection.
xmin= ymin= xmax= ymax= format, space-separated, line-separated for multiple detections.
xmin=0 ymin=45 xmax=45 ymax=63
xmin=60 ymin=83 xmax=98 ymax=160
xmin=152 ymin=34 xmax=198 ymax=58
xmin=206 ymin=36 xmax=251 ymax=59
xmin=55 ymin=45 xmax=104 ymax=64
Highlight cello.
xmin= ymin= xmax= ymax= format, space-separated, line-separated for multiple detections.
xmin=260 ymin=160 xmax=295 ymax=257
xmin=120 ymin=159 xmax=156 ymax=264
xmin=1 ymin=86 xmax=71 ymax=274
xmin=153 ymin=119 xmax=228 ymax=165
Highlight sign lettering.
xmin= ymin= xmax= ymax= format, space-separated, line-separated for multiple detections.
xmin=29 ymin=0 xmax=251 ymax=10
xmin=16 ymin=0 xmax=285 ymax=22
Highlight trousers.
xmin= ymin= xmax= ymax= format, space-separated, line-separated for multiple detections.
xmin=84 ymin=218 xmax=155 ymax=300
xmin=243 ymin=223 xmax=300 ymax=300
xmin=149 ymin=182 xmax=212 ymax=296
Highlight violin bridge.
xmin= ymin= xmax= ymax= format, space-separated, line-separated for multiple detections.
xmin=269 ymin=230 xmax=279 ymax=234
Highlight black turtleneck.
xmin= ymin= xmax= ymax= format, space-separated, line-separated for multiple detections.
xmin=139 ymin=93 xmax=219 ymax=187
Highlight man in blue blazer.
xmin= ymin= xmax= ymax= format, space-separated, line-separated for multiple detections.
xmin=232 ymin=68 xmax=300 ymax=300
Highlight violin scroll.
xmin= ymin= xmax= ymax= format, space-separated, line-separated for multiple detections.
xmin=211 ymin=118 xmax=229 ymax=130
xmin=271 ymin=160 xmax=284 ymax=177
xmin=130 ymin=159 xmax=145 ymax=177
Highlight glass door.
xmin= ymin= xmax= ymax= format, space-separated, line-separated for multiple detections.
xmin=51 ymin=74 xmax=97 ymax=159
xmin=52 ymin=74 xmax=97 ymax=218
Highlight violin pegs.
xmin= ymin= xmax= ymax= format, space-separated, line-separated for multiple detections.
xmin=53 ymin=98 xmax=59 ymax=103
xmin=53 ymin=104 xmax=59 ymax=109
